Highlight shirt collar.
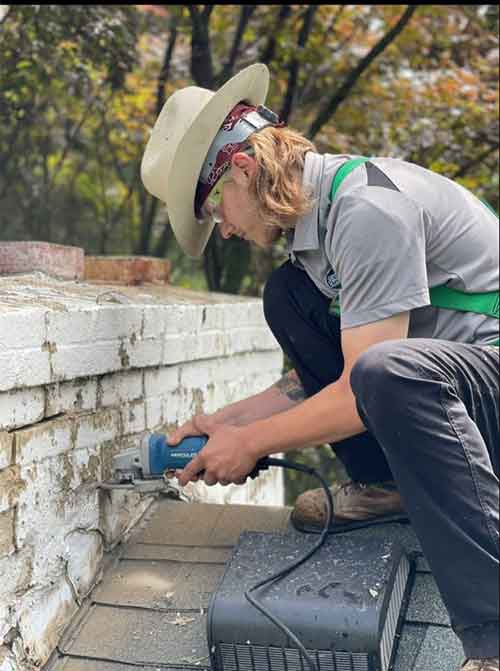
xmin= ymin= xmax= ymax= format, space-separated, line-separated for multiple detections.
xmin=289 ymin=152 xmax=325 ymax=252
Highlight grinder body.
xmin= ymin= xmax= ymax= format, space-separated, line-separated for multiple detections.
xmin=144 ymin=433 xmax=209 ymax=475
xmin=106 ymin=432 xmax=269 ymax=491
xmin=109 ymin=433 xmax=209 ymax=484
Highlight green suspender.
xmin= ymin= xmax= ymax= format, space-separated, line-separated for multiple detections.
xmin=429 ymin=286 xmax=499 ymax=320
xmin=330 ymin=157 xmax=500 ymax=344
xmin=330 ymin=156 xmax=370 ymax=201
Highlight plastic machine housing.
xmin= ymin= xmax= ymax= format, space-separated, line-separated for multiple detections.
xmin=207 ymin=531 xmax=412 ymax=671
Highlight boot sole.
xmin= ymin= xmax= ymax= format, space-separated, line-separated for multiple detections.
xmin=290 ymin=512 xmax=411 ymax=535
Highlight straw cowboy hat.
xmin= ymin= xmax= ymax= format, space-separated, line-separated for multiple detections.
xmin=141 ymin=63 xmax=270 ymax=257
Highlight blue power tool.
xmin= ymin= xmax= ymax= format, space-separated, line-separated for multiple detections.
xmin=100 ymin=433 xmax=270 ymax=494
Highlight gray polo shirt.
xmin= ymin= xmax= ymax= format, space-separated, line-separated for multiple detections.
xmin=287 ymin=152 xmax=499 ymax=344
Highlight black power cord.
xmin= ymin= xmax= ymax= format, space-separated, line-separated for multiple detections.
xmin=244 ymin=457 xmax=334 ymax=671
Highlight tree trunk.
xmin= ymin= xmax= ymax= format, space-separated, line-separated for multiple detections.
xmin=136 ymin=16 xmax=178 ymax=255
xmin=217 ymin=5 xmax=256 ymax=85
xmin=280 ymin=5 xmax=317 ymax=123
xmin=189 ymin=5 xmax=214 ymax=87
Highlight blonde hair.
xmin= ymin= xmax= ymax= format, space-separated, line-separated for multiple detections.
xmin=247 ymin=126 xmax=316 ymax=229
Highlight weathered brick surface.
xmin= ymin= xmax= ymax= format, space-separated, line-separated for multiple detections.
xmin=0 ymin=547 xmax=35 ymax=611
xmin=0 ymin=467 xmax=25 ymax=513
xmin=98 ymin=370 xmax=143 ymax=408
xmin=15 ymin=416 xmax=75 ymax=467
xmin=0 ymin=241 xmax=84 ymax=280
xmin=143 ymin=365 xmax=179 ymax=398
xmin=16 ymin=448 xmax=101 ymax=568
xmin=46 ymin=378 xmax=98 ymax=417
xmin=46 ymin=305 xmax=144 ymax=346
xmin=73 ymin=409 xmax=120 ymax=451
xmin=84 ymin=256 xmax=171 ymax=285
xmin=0 ymin=310 xmax=46 ymax=351
xmin=145 ymin=395 xmax=163 ymax=428
xmin=0 ymin=388 xmax=45 ymax=431
xmin=50 ymin=341 xmax=124 ymax=381
xmin=0 ymin=509 xmax=16 ymax=557
xmin=0 ymin=349 xmax=51 ymax=393
xmin=120 ymin=400 xmax=146 ymax=435
xmin=0 ymin=433 xmax=13 ymax=470
xmin=17 ymin=579 xmax=78 ymax=666
xmin=65 ymin=530 xmax=103 ymax=598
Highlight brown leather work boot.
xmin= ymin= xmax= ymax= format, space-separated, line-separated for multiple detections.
xmin=291 ymin=480 xmax=409 ymax=533
xmin=461 ymin=659 xmax=499 ymax=671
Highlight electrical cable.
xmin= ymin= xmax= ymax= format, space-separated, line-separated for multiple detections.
xmin=244 ymin=457 xmax=334 ymax=671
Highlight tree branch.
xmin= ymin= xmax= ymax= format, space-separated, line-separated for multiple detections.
xmin=308 ymin=5 xmax=418 ymax=139
xmin=217 ymin=5 xmax=256 ymax=85
xmin=156 ymin=13 xmax=178 ymax=117
xmin=259 ymin=5 xmax=292 ymax=64
xmin=134 ymin=13 xmax=178 ymax=255
xmin=202 ymin=5 xmax=214 ymax=22
xmin=47 ymin=91 xmax=105 ymax=197
xmin=280 ymin=5 xmax=317 ymax=123
xmin=189 ymin=4 xmax=214 ymax=86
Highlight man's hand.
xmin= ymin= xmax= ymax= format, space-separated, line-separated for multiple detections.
xmin=175 ymin=424 xmax=258 ymax=487
xmin=167 ymin=413 xmax=221 ymax=446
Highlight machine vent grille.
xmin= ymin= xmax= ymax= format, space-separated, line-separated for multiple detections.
xmin=218 ymin=644 xmax=370 ymax=671
xmin=380 ymin=552 xmax=411 ymax=671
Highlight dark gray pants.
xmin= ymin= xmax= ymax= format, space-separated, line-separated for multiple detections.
xmin=263 ymin=261 xmax=499 ymax=658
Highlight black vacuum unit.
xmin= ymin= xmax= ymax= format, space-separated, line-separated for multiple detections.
xmin=207 ymin=531 xmax=411 ymax=671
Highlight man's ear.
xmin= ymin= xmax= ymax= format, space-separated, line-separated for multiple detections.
xmin=231 ymin=152 xmax=257 ymax=185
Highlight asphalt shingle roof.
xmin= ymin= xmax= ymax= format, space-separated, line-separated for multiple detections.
xmin=44 ymin=500 xmax=465 ymax=671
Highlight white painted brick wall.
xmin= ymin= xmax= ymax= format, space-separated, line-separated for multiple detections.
xmin=46 ymin=378 xmax=98 ymax=416
xmin=0 ymin=275 xmax=284 ymax=671
xmin=0 ymin=388 xmax=45 ymax=431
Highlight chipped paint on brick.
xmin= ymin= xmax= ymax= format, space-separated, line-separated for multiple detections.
xmin=17 ymin=579 xmax=78 ymax=666
xmin=64 ymin=529 xmax=103 ymax=601
xmin=190 ymin=388 xmax=205 ymax=415
xmin=0 ymin=467 xmax=26 ymax=513
xmin=0 ymin=509 xmax=16 ymax=557
xmin=0 ymin=432 xmax=13 ymax=470
xmin=118 ymin=339 xmax=130 ymax=368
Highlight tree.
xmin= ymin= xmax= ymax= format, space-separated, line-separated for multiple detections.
xmin=1 ymin=5 xmax=497 ymax=290
xmin=0 ymin=5 xmax=139 ymax=249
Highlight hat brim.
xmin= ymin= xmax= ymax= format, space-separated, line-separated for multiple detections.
xmin=166 ymin=64 xmax=269 ymax=258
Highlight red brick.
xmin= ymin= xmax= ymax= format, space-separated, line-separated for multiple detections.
xmin=84 ymin=256 xmax=171 ymax=285
xmin=0 ymin=242 xmax=84 ymax=280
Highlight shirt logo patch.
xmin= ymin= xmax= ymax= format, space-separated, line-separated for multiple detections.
xmin=326 ymin=269 xmax=340 ymax=289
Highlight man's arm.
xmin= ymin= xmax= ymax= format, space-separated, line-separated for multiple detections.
xmin=215 ymin=368 xmax=306 ymax=425
xmin=176 ymin=311 xmax=410 ymax=486
xmin=245 ymin=312 xmax=410 ymax=456
xmin=167 ymin=369 xmax=305 ymax=445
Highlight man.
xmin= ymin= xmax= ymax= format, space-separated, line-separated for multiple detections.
xmin=141 ymin=63 xmax=499 ymax=670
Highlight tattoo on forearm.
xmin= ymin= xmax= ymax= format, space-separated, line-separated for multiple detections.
xmin=276 ymin=370 xmax=306 ymax=402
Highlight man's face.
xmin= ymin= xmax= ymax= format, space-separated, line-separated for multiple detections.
xmin=208 ymin=152 xmax=282 ymax=248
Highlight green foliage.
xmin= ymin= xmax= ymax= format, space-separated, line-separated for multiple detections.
xmin=0 ymin=5 xmax=139 ymax=247
xmin=1 ymin=4 xmax=497 ymax=259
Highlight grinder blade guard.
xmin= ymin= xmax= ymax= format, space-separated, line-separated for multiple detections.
xmin=207 ymin=531 xmax=412 ymax=671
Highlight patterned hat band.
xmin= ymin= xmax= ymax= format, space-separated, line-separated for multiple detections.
xmin=194 ymin=103 xmax=284 ymax=218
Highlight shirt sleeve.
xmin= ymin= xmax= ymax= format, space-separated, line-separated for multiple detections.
xmin=328 ymin=186 xmax=431 ymax=328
